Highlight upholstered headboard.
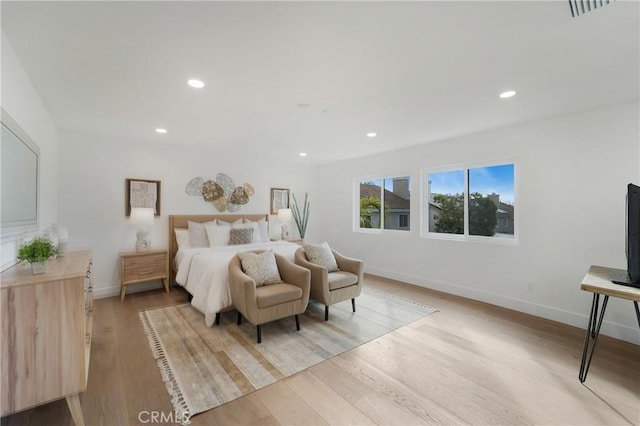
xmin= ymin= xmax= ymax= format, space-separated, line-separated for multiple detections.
xmin=168 ymin=214 xmax=269 ymax=282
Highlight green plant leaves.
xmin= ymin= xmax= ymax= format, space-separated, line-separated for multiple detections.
xmin=291 ymin=192 xmax=310 ymax=239
xmin=17 ymin=237 xmax=57 ymax=263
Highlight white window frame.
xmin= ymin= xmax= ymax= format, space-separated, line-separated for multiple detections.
xmin=421 ymin=160 xmax=518 ymax=245
xmin=353 ymin=174 xmax=413 ymax=234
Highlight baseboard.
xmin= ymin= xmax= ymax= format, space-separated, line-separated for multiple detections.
xmin=93 ymin=281 xmax=166 ymax=299
xmin=365 ymin=266 xmax=640 ymax=345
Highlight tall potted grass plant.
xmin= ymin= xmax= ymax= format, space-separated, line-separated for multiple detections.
xmin=290 ymin=192 xmax=310 ymax=240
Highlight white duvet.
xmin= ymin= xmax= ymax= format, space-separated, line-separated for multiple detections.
xmin=174 ymin=241 xmax=301 ymax=327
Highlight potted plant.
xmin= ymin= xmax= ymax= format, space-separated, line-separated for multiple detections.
xmin=18 ymin=237 xmax=57 ymax=274
xmin=291 ymin=192 xmax=310 ymax=240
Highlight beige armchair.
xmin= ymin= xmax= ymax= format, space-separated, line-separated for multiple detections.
xmin=229 ymin=252 xmax=310 ymax=343
xmin=294 ymin=248 xmax=363 ymax=321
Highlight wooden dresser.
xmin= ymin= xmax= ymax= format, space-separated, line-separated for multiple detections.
xmin=1 ymin=250 xmax=93 ymax=425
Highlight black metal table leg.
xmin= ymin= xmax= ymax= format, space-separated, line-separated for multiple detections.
xmin=579 ymin=294 xmax=609 ymax=383
xmin=634 ymin=301 xmax=640 ymax=329
xmin=590 ymin=294 xmax=599 ymax=338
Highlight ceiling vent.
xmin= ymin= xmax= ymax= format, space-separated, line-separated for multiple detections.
xmin=569 ymin=0 xmax=615 ymax=17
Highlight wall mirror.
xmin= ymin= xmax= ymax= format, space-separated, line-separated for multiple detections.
xmin=1 ymin=109 xmax=39 ymax=238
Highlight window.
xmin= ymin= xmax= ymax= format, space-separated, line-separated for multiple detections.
xmin=357 ymin=176 xmax=411 ymax=231
xmin=468 ymin=164 xmax=515 ymax=238
xmin=424 ymin=163 xmax=515 ymax=241
xmin=359 ymin=179 xmax=382 ymax=229
xmin=427 ymin=170 xmax=465 ymax=235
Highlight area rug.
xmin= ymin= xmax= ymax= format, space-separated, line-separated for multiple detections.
xmin=139 ymin=288 xmax=437 ymax=423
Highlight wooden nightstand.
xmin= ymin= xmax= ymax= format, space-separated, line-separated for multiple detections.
xmin=120 ymin=249 xmax=169 ymax=301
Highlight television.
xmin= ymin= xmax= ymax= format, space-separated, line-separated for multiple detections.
xmin=611 ymin=183 xmax=640 ymax=288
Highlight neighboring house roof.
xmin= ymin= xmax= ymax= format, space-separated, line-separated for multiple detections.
xmin=497 ymin=202 xmax=514 ymax=216
xmin=360 ymin=183 xmax=410 ymax=209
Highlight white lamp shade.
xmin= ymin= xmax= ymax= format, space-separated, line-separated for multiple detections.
xmin=130 ymin=207 xmax=155 ymax=226
xmin=278 ymin=208 xmax=292 ymax=222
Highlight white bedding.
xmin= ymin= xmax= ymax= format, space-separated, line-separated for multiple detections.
xmin=175 ymin=241 xmax=301 ymax=327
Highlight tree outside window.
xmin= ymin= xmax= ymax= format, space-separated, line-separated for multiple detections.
xmin=357 ymin=177 xmax=411 ymax=231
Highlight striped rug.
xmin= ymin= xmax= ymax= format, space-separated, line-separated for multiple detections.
xmin=139 ymin=288 xmax=437 ymax=423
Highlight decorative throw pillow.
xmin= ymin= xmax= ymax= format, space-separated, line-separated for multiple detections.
xmin=238 ymin=250 xmax=282 ymax=286
xmin=188 ymin=221 xmax=213 ymax=247
xmin=303 ymin=241 xmax=339 ymax=272
xmin=229 ymin=228 xmax=254 ymax=245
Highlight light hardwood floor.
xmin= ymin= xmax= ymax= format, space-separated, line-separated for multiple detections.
xmin=2 ymin=275 xmax=639 ymax=426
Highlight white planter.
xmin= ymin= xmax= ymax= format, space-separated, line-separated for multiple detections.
xmin=31 ymin=261 xmax=47 ymax=275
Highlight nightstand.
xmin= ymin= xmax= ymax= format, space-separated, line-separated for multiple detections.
xmin=119 ymin=249 xmax=169 ymax=301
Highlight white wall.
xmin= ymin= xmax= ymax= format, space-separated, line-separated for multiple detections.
xmin=57 ymin=130 xmax=318 ymax=298
xmin=315 ymin=101 xmax=640 ymax=344
xmin=1 ymin=33 xmax=59 ymax=268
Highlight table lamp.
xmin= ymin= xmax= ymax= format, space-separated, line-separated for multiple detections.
xmin=278 ymin=208 xmax=292 ymax=239
xmin=130 ymin=207 xmax=154 ymax=251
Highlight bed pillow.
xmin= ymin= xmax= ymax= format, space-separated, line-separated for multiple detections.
xmin=238 ymin=250 xmax=282 ymax=286
xmin=269 ymin=221 xmax=283 ymax=241
xmin=204 ymin=221 xmax=231 ymax=246
xmin=174 ymin=229 xmax=190 ymax=248
xmin=188 ymin=221 xmax=213 ymax=247
xmin=244 ymin=218 xmax=269 ymax=243
xmin=303 ymin=241 xmax=339 ymax=272
xmin=229 ymin=228 xmax=254 ymax=245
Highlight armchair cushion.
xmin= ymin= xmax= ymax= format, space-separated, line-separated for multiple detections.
xmin=303 ymin=241 xmax=339 ymax=272
xmin=327 ymin=271 xmax=359 ymax=291
xmin=256 ymin=283 xmax=303 ymax=309
xmin=238 ymin=249 xmax=282 ymax=286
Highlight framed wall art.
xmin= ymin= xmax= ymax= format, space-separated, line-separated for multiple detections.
xmin=125 ymin=178 xmax=161 ymax=216
xmin=270 ymin=187 xmax=289 ymax=214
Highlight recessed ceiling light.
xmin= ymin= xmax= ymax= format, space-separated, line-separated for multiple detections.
xmin=297 ymin=103 xmax=310 ymax=109
xmin=499 ymin=90 xmax=516 ymax=99
xmin=367 ymin=132 xmax=377 ymax=138
xmin=155 ymin=128 xmax=167 ymax=134
xmin=299 ymin=152 xmax=308 ymax=157
xmin=187 ymin=79 xmax=205 ymax=88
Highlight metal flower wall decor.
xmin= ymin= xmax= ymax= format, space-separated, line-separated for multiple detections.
xmin=185 ymin=173 xmax=255 ymax=212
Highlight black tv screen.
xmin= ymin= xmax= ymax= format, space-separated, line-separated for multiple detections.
xmin=611 ymin=183 xmax=640 ymax=287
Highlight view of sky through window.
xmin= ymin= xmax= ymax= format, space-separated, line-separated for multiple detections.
xmin=428 ymin=170 xmax=465 ymax=198
xmin=468 ymin=164 xmax=514 ymax=205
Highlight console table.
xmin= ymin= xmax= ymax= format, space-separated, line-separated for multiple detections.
xmin=579 ymin=265 xmax=640 ymax=382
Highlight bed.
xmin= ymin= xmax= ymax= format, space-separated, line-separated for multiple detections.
xmin=168 ymin=214 xmax=301 ymax=327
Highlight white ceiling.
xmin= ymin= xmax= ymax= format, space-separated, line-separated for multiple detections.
xmin=2 ymin=1 xmax=638 ymax=165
